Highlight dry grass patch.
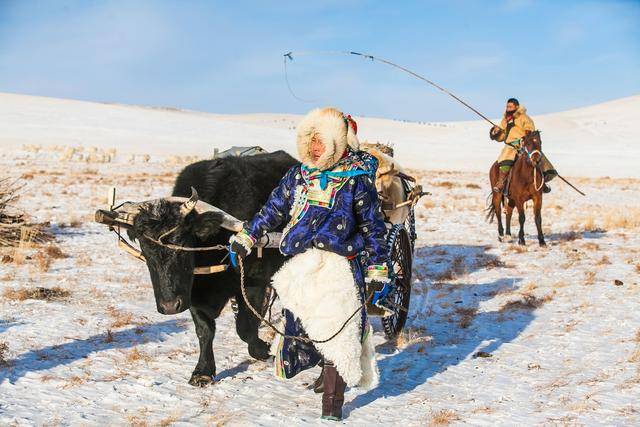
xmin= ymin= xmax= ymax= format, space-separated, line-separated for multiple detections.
xmin=584 ymin=271 xmax=596 ymax=285
xmin=106 ymin=305 xmax=136 ymax=328
xmin=435 ymin=256 xmax=467 ymax=281
xmin=395 ymin=328 xmax=431 ymax=349
xmin=583 ymin=242 xmax=600 ymax=251
xmin=76 ymin=253 xmax=92 ymax=267
xmin=0 ymin=341 xmax=9 ymax=367
xmin=432 ymin=181 xmax=456 ymax=189
xmin=500 ymin=292 xmax=554 ymax=312
xmin=125 ymin=348 xmax=152 ymax=364
xmin=603 ymin=208 xmax=640 ymax=230
xmin=422 ymin=199 xmax=437 ymax=209
xmin=507 ymin=244 xmax=527 ymax=254
xmin=61 ymin=374 xmax=90 ymax=389
xmin=456 ymin=307 xmax=478 ymax=329
xmin=429 ymin=409 xmax=460 ymax=426
xmin=44 ymin=244 xmax=68 ymax=259
xmin=158 ymin=412 xmax=181 ymax=427
xmin=3 ymin=286 xmax=70 ymax=302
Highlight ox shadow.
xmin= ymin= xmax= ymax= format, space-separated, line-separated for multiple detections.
xmin=346 ymin=244 xmax=532 ymax=416
xmin=0 ymin=319 xmax=185 ymax=384
xmin=215 ymin=359 xmax=257 ymax=382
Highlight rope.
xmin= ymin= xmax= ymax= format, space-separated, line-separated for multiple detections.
xmin=238 ymin=256 xmax=373 ymax=344
xmin=129 ymin=229 xmax=371 ymax=344
xmin=283 ymin=50 xmax=499 ymax=127
xmin=533 ymin=164 xmax=545 ymax=192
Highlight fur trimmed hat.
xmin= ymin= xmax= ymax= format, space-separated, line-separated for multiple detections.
xmin=296 ymin=107 xmax=360 ymax=170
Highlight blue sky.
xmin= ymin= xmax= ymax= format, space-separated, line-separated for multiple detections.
xmin=0 ymin=0 xmax=638 ymax=121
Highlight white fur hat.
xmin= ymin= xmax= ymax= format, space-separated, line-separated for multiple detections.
xmin=296 ymin=107 xmax=360 ymax=170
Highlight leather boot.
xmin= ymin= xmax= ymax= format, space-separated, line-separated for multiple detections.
xmin=321 ymin=362 xmax=346 ymax=421
xmin=493 ymin=168 xmax=509 ymax=194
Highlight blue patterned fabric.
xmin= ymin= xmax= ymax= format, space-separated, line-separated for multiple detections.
xmin=245 ymin=150 xmax=389 ymax=268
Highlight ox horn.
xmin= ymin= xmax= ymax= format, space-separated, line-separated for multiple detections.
xmin=180 ymin=187 xmax=199 ymax=217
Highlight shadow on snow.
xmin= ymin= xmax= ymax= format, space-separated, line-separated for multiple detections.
xmin=0 ymin=319 xmax=185 ymax=384
xmin=347 ymin=244 xmax=532 ymax=416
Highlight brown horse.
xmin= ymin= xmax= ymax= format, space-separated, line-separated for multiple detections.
xmin=487 ymin=131 xmax=546 ymax=246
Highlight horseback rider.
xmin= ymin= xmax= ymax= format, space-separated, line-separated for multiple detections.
xmin=490 ymin=98 xmax=557 ymax=194
xmin=229 ymin=107 xmax=389 ymax=421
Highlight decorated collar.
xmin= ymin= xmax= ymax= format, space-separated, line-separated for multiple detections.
xmin=301 ymin=151 xmax=373 ymax=190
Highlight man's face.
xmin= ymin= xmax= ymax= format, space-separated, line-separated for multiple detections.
xmin=506 ymin=102 xmax=518 ymax=115
xmin=310 ymin=133 xmax=325 ymax=162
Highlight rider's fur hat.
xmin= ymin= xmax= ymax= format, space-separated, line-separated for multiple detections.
xmin=296 ymin=107 xmax=360 ymax=171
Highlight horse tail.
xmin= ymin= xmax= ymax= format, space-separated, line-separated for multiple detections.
xmin=485 ymin=192 xmax=497 ymax=223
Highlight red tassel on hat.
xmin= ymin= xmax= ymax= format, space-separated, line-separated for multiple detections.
xmin=345 ymin=114 xmax=357 ymax=135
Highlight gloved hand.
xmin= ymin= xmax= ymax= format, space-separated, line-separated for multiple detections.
xmin=368 ymin=280 xmax=391 ymax=305
xmin=228 ymin=230 xmax=255 ymax=267
xmin=490 ymin=125 xmax=505 ymax=141
xmin=365 ymin=264 xmax=394 ymax=316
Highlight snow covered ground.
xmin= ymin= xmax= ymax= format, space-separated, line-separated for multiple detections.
xmin=1 ymin=94 xmax=639 ymax=425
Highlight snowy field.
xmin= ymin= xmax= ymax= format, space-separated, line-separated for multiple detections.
xmin=1 ymin=94 xmax=640 ymax=426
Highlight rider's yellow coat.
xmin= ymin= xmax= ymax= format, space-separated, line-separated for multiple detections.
xmin=492 ymin=106 xmax=535 ymax=145
xmin=491 ymin=106 xmax=535 ymax=165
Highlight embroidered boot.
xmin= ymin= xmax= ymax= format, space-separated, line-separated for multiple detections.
xmin=321 ymin=362 xmax=346 ymax=421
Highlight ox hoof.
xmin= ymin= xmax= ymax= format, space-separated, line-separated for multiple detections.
xmin=189 ymin=373 xmax=215 ymax=387
xmin=248 ymin=340 xmax=271 ymax=361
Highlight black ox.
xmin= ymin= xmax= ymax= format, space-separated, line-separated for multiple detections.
xmin=125 ymin=151 xmax=297 ymax=386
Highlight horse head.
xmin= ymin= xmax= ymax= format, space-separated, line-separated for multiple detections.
xmin=522 ymin=130 xmax=543 ymax=166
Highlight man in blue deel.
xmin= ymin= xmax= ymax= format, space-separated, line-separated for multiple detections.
xmin=230 ymin=107 xmax=391 ymax=421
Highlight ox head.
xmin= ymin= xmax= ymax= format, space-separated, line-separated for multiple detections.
xmin=102 ymin=188 xmax=242 ymax=315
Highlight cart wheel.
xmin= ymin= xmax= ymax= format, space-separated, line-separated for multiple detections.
xmin=381 ymin=224 xmax=412 ymax=339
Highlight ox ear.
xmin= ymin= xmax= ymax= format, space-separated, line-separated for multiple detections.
xmin=190 ymin=211 xmax=224 ymax=241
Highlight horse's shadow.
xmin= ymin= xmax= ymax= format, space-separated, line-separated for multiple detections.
xmin=347 ymin=244 xmax=533 ymax=415
xmin=0 ymin=319 xmax=185 ymax=384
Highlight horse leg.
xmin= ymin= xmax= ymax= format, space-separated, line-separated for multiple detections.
xmin=505 ymin=199 xmax=515 ymax=237
xmin=517 ymin=202 xmax=526 ymax=246
xmin=533 ymin=193 xmax=546 ymax=246
xmin=493 ymin=192 xmax=504 ymax=241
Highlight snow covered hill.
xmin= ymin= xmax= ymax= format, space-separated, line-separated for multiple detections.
xmin=1 ymin=92 xmax=638 ymax=178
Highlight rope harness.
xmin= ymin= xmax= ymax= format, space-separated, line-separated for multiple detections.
xmin=522 ymin=146 xmax=545 ymax=192
xmin=112 ymin=227 xmax=371 ymax=344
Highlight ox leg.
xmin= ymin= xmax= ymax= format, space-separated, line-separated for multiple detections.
xmin=533 ymin=193 xmax=546 ymax=246
xmin=235 ymin=283 xmax=271 ymax=361
xmin=517 ymin=202 xmax=526 ymax=246
xmin=189 ymin=306 xmax=218 ymax=387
